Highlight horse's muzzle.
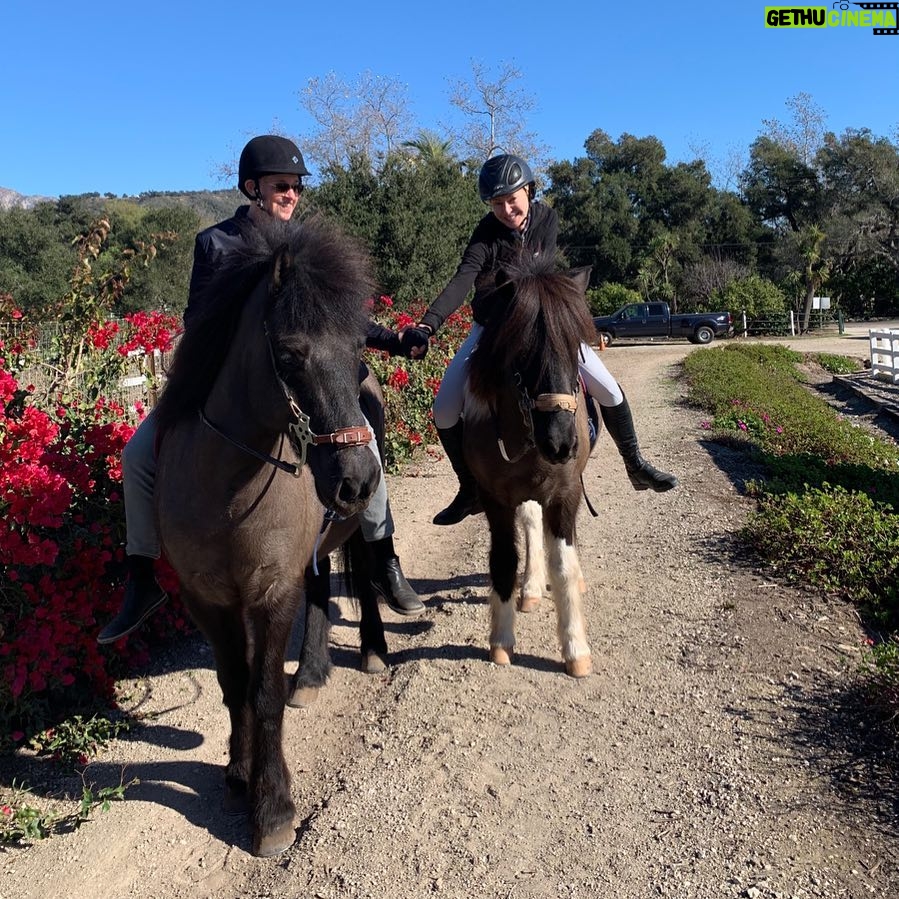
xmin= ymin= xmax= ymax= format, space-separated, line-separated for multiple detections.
xmin=312 ymin=445 xmax=382 ymax=516
xmin=536 ymin=415 xmax=579 ymax=465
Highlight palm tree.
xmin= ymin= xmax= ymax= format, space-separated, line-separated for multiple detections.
xmin=798 ymin=224 xmax=829 ymax=332
xmin=401 ymin=130 xmax=455 ymax=166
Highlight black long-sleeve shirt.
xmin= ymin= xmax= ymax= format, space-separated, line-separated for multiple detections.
xmin=183 ymin=206 xmax=401 ymax=354
xmin=420 ymin=201 xmax=558 ymax=333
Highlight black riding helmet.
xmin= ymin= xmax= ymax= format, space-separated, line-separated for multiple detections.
xmin=478 ymin=154 xmax=535 ymax=202
xmin=238 ymin=135 xmax=310 ymax=198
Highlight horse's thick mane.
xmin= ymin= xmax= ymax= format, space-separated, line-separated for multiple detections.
xmin=468 ymin=253 xmax=596 ymax=400
xmin=155 ymin=214 xmax=374 ymax=430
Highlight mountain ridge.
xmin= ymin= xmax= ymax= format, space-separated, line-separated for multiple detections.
xmin=0 ymin=185 xmax=245 ymax=225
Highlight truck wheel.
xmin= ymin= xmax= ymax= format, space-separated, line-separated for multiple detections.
xmin=597 ymin=331 xmax=613 ymax=348
xmin=693 ymin=325 xmax=714 ymax=345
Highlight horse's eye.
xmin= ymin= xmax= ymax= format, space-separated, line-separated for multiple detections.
xmin=277 ymin=350 xmax=308 ymax=376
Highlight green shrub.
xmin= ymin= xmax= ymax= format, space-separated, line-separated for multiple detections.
xmin=809 ymin=352 xmax=863 ymax=375
xmin=686 ymin=340 xmax=899 ymax=714
xmin=743 ymin=485 xmax=899 ymax=623
xmin=585 ymin=282 xmax=642 ymax=317
xmin=713 ymin=274 xmax=788 ymax=323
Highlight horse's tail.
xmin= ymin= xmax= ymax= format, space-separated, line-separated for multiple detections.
xmin=340 ymin=530 xmax=388 ymax=661
xmin=337 ymin=534 xmax=364 ymax=605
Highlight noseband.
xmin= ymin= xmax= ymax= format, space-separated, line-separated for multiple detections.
xmin=495 ymin=372 xmax=579 ymax=464
xmin=200 ymin=322 xmax=372 ymax=478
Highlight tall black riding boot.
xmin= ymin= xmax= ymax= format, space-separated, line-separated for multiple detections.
xmin=433 ymin=421 xmax=483 ymax=526
xmin=600 ymin=395 xmax=679 ymax=492
xmin=369 ymin=535 xmax=425 ymax=616
xmin=97 ymin=555 xmax=168 ymax=644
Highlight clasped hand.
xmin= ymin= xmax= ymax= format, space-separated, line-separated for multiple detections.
xmin=397 ymin=327 xmax=430 ymax=360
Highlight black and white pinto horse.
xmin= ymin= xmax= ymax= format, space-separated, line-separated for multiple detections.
xmin=462 ymin=259 xmax=597 ymax=677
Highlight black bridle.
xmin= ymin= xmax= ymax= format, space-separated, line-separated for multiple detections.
xmin=200 ymin=322 xmax=372 ymax=477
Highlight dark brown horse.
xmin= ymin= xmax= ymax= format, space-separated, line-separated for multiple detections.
xmin=153 ymin=214 xmax=385 ymax=856
xmin=463 ymin=258 xmax=596 ymax=677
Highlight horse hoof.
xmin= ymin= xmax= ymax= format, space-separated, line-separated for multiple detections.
xmin=489 ymin=646 xmax=513 ymax=666
xmin=362 ymin=651 xmax=387 ymax=674
xmin=254 ymin=820 xmax=297 ymax=857
xmin=517 ymin=595 xmax=540 ymax=613
xmin=565 ymin=656 xmax=593 ymax=678
xmin=286 ymin=685 xmax=320 ymax=709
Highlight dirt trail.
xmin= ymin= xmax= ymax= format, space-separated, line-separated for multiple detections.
xmin=3 ymin=333 xmax=898 ymax=899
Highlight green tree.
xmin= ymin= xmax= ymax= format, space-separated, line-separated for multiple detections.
xmin=0 ymin=206 xmax=75 ymax=315
xmin=120 ymin=206 xmax=200 ymax=316
xmin=310 ymin=149 xmax=483 ymax=307
xmin=817 ymin=128 xmax=899 ymax=315
xmin=547 ymin=131 xmax=722 ymax=301
xmin=375 ymin=152 xmax=482 ymax=304
xmin=309 ymin=153 xmax=382 ymax=250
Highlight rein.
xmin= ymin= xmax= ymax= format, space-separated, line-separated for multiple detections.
xmin=199 ymin=321 xmax=372 ymax=477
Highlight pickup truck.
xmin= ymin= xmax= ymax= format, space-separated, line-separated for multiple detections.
xmin=592 ymin=301 xmax=733 ymax=347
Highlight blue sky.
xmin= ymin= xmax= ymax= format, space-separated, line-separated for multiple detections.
xmin=4 ymin=0 xmax=897 ymax=198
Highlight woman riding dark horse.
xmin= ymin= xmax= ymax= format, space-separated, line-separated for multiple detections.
xmin=98 ymin=135 xmax=427 ymax=646
xmin=462 ymin=258 xmax=597 ymax=676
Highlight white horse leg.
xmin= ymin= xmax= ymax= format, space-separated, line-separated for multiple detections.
xmin=488 ymin=588 xmax=516 ymax=665
xmin=573 ymin=548 xmax=586 ymax=595
xmin=516 ymin=500 xmax=545 ymax=612
xmin=545 ymin=528 xmax=592 ymax=678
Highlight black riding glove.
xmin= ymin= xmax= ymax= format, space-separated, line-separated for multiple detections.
xmin=399 ymin=327 xmax=430 ymax=360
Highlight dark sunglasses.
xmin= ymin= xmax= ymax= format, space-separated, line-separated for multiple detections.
xmin=270 ymin=181 xmax=304 ymax=195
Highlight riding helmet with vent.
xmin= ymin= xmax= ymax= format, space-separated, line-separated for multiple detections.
xmin=478 ymin=154 xmax=535 ymax=202
xmin=238 ymin=135 xmax=310 ymax=197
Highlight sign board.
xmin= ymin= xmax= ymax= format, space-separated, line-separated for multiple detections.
xmin=813 ymin=296 xmax=831 ymax=310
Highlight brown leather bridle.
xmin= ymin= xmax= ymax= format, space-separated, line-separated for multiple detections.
xmin=199 ymin=322 xmax=372 ymax=478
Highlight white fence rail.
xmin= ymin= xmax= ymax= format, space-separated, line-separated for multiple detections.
xmin=869 ymin=329 xmax=899 ymax=384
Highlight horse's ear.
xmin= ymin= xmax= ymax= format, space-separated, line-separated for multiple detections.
xmin=566 ymin=266 xmax=592 ymax=294
xmin=270 ymin=244 xmax=293 ymax=296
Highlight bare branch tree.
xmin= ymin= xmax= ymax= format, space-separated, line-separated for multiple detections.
xmin=682 ymin=254 xmax=749 ymax=303
xmin=298 ymin=71 xmax=413 ymax=172
xmin=444 ymin=60 xmax=548 ymax=171
xmin=761 ymin=92 xmax=828 ymax=165
xmin=685 ymin=137 xmax=746 ymax=192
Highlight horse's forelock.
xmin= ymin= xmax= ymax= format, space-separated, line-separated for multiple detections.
xmin=267 ymin=215 xmax=374 ymax=338
xmin=468 ymin=261 xmax=593 ymax=400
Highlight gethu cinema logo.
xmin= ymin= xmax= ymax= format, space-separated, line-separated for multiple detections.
xmin=765 ymin=2 xmax=898 ymax=31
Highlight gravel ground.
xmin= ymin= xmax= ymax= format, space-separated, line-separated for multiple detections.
xmin=3 ymin=332 xmax=898 ymax=899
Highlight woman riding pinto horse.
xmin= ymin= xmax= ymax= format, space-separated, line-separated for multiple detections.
xmin=406 ymin=154 xmax=678 ymax=526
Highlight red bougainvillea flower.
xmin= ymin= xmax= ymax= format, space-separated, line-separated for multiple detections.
xmin=388 ymin=367 xmax=410 ymax=390
xmin=86 ymin=320 xmax=120 ymax=350
xmin=118 ymin=311 xmax=181 ymax=356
